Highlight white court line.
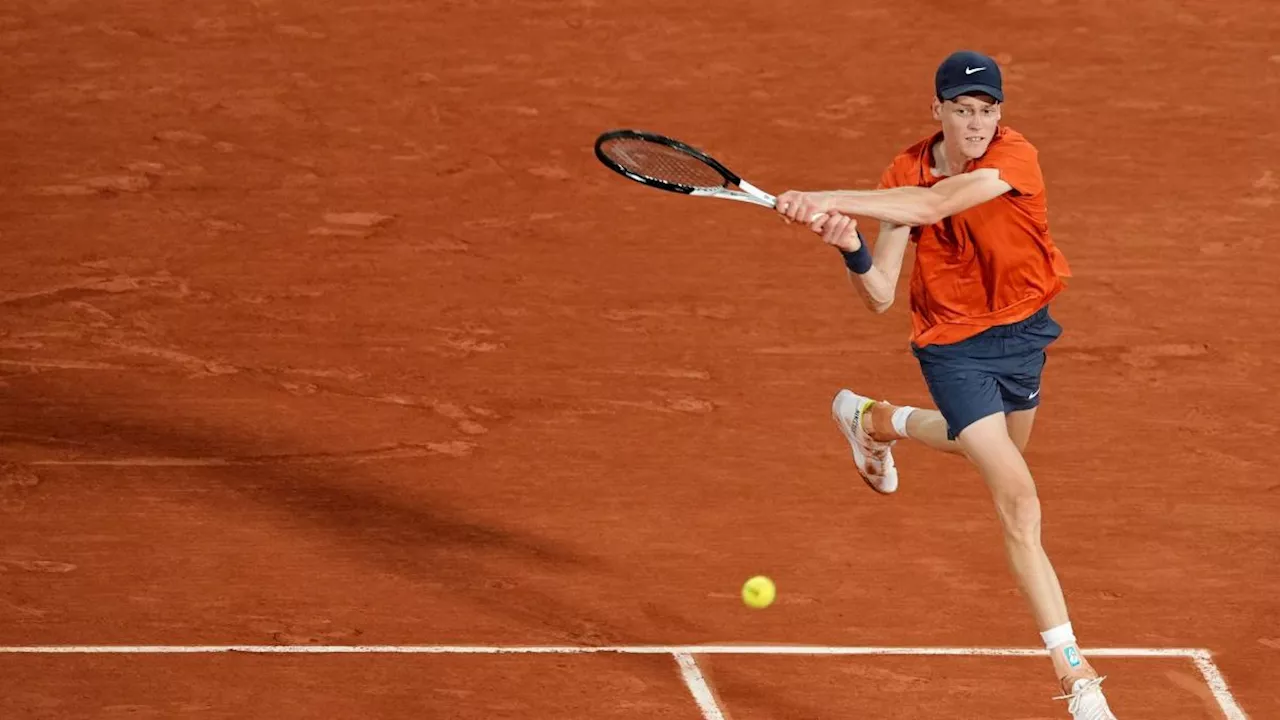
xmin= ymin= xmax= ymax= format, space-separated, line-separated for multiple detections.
xmin=0 ymin=644 xmax=1246 ymax=719
xmin=673 ymin=652 xmax=726 ymax=720
xmin=1191 ymin=650 xmax=1249 ymax=720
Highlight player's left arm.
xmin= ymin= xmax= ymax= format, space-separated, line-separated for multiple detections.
xmin=806 ymin=213 xmax=912 ymax=314
xmin=778 ymin=169 xmax=1013 ymax=227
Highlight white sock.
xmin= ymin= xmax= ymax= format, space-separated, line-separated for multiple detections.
xmin=1041 ymin=622 xmax=1076 ymax=650
xmin=890 ymin=406 xmax=916 ymax=438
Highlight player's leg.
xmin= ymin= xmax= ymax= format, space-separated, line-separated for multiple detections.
xmin=862 ymin=402 xmax=962 ymax=454
xmin=860 ymin=402 xmax=1035 ymax=454
xmin=830 ymin=354 xmax=999 ymax=493
xmin=957 ymin=415 xmax=1115 ymax=718
xmin=836 ymin=332 xmax=996 ymax=465
xmin=953 ymin=312 xmax=1113 ymax=715
xmin=829 ymin=336 xmax=994 ymax=491
xmin=957 ymin=414 xmax=1070 ymax=633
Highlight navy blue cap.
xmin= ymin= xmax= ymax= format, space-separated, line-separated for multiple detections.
xmin=935 ymin=50 xmax=1003 ymax=102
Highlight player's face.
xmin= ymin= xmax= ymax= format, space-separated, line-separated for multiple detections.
xmin=934 ymin=94 xmax=1001 ymax=159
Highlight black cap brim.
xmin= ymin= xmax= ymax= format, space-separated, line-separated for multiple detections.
xmin=939 ymin=83 xmax=1004 ymax=102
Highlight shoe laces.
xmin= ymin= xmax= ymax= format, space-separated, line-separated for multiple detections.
xmin=1053 ymin=676 xmax=1115 ymax=719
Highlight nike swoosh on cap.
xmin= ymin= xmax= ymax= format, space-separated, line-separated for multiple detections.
xmin=965 ymin=66 xmax=986 ymax=75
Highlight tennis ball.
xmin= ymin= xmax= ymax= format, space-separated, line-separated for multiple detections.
xmin=741 ymin=575 xmax=776 ymax=609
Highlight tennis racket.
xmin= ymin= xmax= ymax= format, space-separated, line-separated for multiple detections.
xmin=594 ymin=129 xmax=821 ymax=220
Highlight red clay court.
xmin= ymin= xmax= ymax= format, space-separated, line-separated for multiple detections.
xmin=2 ymin=0 xmax=1278 ymax=718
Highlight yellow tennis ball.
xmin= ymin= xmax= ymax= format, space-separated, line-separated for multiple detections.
xmin=741 ymin=575 xmax=776 ymax=609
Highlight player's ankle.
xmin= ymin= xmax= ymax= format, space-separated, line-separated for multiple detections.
xmin=1059 ymin=665 xmax=1098 ymax=695
xmin=1041 ymin=622 xmax=1098 ymax=690
xmin=864 ymin=402 xmax=911 ymax=442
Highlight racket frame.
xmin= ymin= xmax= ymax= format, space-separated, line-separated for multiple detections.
xmin=594 ymin=129 xmax=777 ymax=209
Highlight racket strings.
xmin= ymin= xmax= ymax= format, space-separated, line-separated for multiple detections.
xmin=599 ymin=138 xmax=727 ymax=189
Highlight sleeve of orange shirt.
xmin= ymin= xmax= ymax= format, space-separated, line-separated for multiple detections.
xmin=973 ymin=131 xmax=1044 ymax=196
xmin=875 ymin=156 xmax=929 ymax=244
xmin=877 ymin=162 xmax=900 ymax=191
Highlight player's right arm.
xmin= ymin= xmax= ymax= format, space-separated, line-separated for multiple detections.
xmin=814 ymin=213 xmax=912 ymax=314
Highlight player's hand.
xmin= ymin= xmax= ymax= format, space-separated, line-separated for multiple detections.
xmin=813 ymin=211 xmax=862 ymax=252
xmin=776 ymin=190 xmax=833 ymax=224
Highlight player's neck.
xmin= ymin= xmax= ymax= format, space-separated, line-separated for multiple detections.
xmin=931 ymin=139 xmax=967 ymax=177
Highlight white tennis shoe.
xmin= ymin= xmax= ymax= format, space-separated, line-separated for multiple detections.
xmin=831 ymin=389 xmax=898 ymax=494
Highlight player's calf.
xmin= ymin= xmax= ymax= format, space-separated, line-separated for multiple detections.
xmin=861 ymin=401 xmax=964 ymax=455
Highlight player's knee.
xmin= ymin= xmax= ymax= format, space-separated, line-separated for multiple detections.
xmin=997 ymin=492 xmax=1042 ymax=547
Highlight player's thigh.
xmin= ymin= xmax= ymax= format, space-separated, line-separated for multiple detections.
xmin=1005 ymin=408 xmax=1038 ymax=453
xmin=956 ymin=412 xmax=1036 ymax=497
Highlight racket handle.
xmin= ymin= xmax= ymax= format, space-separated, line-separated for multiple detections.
xmin=739 ymin=180 xmax=825 ymax=223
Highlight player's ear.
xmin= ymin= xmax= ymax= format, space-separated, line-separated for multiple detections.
xmin=931 ymin=97 xmax=942 ymax=120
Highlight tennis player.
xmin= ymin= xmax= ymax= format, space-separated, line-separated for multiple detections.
xmin=775 ymin=50 xmax=1118 ymax=719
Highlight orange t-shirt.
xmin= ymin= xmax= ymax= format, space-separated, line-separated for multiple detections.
xmin=878 ymin=126 xmax=1071 ymax=347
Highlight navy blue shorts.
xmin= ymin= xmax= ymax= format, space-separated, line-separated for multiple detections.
xmin=911 ymin=306 xmax=1063 ymax=440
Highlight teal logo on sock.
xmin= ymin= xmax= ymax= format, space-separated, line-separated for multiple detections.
xmin=1064 ymin=647 xmax=1081 ymax=668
